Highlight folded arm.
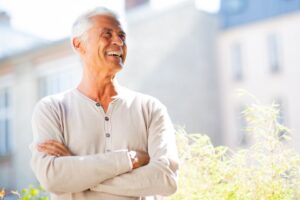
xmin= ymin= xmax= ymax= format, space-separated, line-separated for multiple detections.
xmin=91 ymin=102 xmax=179 ymax=197
xmin=30 ymin=100 xmax=133 ymax=194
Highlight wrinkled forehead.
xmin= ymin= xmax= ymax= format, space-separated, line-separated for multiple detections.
xmin=89 ymin=15 xmax=124 ymax=32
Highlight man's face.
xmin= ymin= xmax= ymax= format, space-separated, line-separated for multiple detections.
xmin=79 ymin=15 xmax=127 ymax=74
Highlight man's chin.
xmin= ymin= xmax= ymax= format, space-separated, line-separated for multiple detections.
xmin=103 ymin=60 xmax=124 ymax=71
xmin=109 ymin=63 xmax=124 ymax=71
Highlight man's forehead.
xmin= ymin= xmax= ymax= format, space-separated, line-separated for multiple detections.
xmin=90 ymin=15 xmax=124 ymax=31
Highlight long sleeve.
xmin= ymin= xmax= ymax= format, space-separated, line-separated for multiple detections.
xmin=91 ymin=102 xmax=179 ymax=197
xmin=30 ymin=99 xmax=133 ymax=194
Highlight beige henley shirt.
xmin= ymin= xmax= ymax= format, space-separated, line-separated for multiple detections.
xmin=30 ymin=86 xmax=179 ymax=200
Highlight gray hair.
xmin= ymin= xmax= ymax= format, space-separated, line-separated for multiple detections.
xmin=71 ymin=7 xmax=119 ymax=44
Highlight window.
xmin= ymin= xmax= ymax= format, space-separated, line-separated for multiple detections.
xmin=275 ymin=99 xmax=285 ymax=124
xmin=237 ymin=105 xmax=248 ymax=146
xmin=0 ymin=87 xmax=12 ymax=156
xmin=267 ymin=33 xmax=281 ymax=73
xmin=38 ymin=67 xmax=81 ymax=98
xmin=273 ymin=98 xmax=288 ymax=140
xmin=231 ymin=43 xmax=243 ymax=80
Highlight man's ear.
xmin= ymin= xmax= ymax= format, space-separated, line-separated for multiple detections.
xmin=72 ymin=37 xmax=85 ymax=54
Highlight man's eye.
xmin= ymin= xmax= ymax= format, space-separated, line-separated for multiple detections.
xmin=119 ymin=34 xmax=126 ymax=41
xmin=103 ymin=32 xmax=112 ymax=37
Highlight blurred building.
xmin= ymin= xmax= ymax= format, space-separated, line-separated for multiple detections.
xmin=120 ymin=0 xmax=221 ymax=140
xmin=218 ymin=0 xmax=300 ymax=150
xmin=0 ymin=10 xmax=50 ymax=190
xmin=0 ymin=0 xmax=221 ymax=191
xmin=0 ymin=33 xmax=82 ymax=190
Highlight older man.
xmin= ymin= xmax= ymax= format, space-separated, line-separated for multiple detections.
xmin=30 ymin=7 xmax=178 ymax=200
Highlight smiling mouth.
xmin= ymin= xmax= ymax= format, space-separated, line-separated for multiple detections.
xmin=106 ymin=51 xmax=123 ymax=60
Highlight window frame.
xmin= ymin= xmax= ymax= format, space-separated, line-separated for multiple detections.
xmin=267 ymin=33 xmax=282 ymax=73
xmin=0 ymin=75 xmax=13 ymax=157
xmin=231 ymin=42 xmax=243 ymax=81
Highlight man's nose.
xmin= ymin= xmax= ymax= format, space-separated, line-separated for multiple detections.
xmin=112 ymin=35 xmax=124 ymax=46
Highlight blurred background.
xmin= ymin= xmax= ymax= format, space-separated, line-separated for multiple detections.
xmin=0 ymin=0 xmax=300 ymax=192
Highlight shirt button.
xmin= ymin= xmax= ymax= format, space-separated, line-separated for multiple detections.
xmin=106 ymin=133 xmax=110 ymax=137
xmin=105 ymin=116 xmax=109 ymax=121
xmin=96 ymin=102 xmax=100 ymax=107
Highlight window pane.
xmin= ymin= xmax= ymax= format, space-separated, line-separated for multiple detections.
xmin=38 ymin=78 xmax=46 ymax=98
xmin=0 ymin=87 xmax=11 ymax=156
xmin=231 ymin=43 xmax=243 ymax=80
xmin=0 ymin=120 xmax=5 ymax=155
xmin=5 ymin=119 xmax=11 ymax=153
xmin=267 ymin=33 xmax=280 ymax=72
xmin=38 ymin=67 xmax=80 ymax=98
xmin=237 ymin=106 xmax=247 ymax=146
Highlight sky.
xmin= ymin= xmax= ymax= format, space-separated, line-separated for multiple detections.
xmin=0 ymin=0 xmax=220 ymax=41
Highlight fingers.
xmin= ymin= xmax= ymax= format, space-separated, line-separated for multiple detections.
xmin=45 ymin=140 xmax=72 ymax=156
xmin=38 ymin=144 xmax=62 ymax=157
xmin=136 ymin=151 xmax=150 ymax=167
xmin=37 ymin=140 xmax=72 ymax=157
xmin=130 ymin=150 xmax=150 ymax=169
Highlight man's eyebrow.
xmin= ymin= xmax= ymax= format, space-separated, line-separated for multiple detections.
xmin=101 ymin=28 xmax=126 ymax=35
xmin=101 ymin=28 xmax=112 ymax=32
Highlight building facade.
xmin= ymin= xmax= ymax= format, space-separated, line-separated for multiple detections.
xmin=218 ymin=0 xmax=300 ymax=150
xmin=0 ymin=37 xmax=81 ymax=190
xmin=121 ymin=0 xmax=221 ymax=141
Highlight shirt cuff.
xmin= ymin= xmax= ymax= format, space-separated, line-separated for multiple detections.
xmin=112 ymin=149 xmax=133 ymax=174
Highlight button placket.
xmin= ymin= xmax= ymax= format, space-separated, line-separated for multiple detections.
xmin=104 ymin=114 xmax=112 ymax=152
xmin=98 ymin=99 xmax=119 ymax=153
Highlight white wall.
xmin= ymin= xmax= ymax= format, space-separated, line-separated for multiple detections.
xmin=120 ymin=1 xmax=222 ymax=144
xmin=218 ymin=12 xmax=300 ymax=151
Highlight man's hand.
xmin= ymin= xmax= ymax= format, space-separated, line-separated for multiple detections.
xmin=37 ymin=140 xmax=150 ymax=169
xmin=129 ymin=150 xmax=150 ymax=169
xmin=37 ymin=140 xmax=73 ymax=157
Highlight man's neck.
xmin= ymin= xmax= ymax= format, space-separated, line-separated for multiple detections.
xmin=77 ymin=72 xmax=119 ymax=106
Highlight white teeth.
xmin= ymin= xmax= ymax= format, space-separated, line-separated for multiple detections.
xmin=107 ymin=51 xmax=122 ymax=57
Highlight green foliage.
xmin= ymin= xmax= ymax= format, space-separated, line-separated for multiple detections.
xmin=169 ymin=102 xmax=300 ymax=200
xmin=15 ymin=186 xmax=49 ymax=200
